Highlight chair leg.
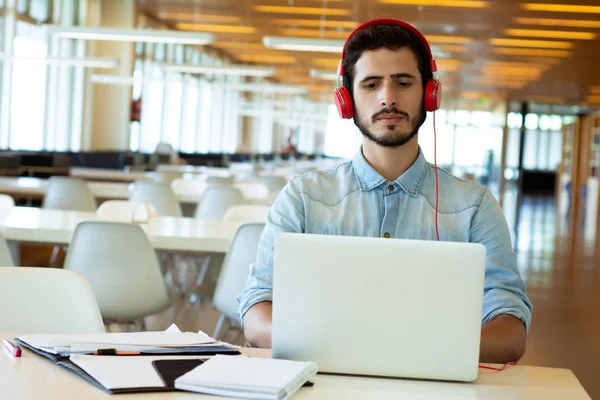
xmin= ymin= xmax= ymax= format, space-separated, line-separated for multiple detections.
xmin=213 ymin=314 xmax=227 ymax=339
xmin=49 ymin=245 xmax=62 ymax=267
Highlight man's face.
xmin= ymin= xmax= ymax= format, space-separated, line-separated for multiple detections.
xmin=352 ymin=47 xmax=424 ymax=148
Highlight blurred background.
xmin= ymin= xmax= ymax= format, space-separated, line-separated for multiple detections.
xmin=0 ymin=0 xmax=598 ymax=397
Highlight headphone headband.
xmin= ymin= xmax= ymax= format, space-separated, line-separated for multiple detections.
xmin=337 ymin=18 xmax=438 ymax=79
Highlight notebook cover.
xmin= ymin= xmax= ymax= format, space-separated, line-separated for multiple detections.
xmin=152 ymin=359 xmax=206 ymax=388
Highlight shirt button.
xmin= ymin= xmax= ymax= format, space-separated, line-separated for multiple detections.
xmin=387 ymin=185 xmax=394 ymax=191
xmin=384 ymin=232 xmax=390 ymax=238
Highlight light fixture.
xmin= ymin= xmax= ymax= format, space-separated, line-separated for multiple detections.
xmin=442 ymin=45 xmax=467 ymax=53
xmin=0 ymin=55 xmax=118 ymax=68
xmin=313 ymin=58 xmax=342 ymax=68
xmin=521 ymin=3 xmax=600 ymax=14
xmin=378 ymin=0 xmax=489 ymax=7
xmin=489 ymin=38 xmax=573 ymax=49
xmin=175 ymin=23 xmax=256 ymax=34
xmin=310 ymin=69 xmax=337 ymax=80
xmin=476 ymin=80 xmax=528 ymax=89
xmin=426 ymin=35 xmax=471 ymax=44
xmin=163 ymin=63 xmax=276 ymax=77
xmin=586 ymin=95 xmax=600 ymax=104
xmin=493 ymin=47 xmax=570 ymax=57
xmin=280 ymin=29 xmax=351 ymax=39
xmin=513 ymin=17 xmax=600 ymax=28
xmin=237 ymin=54 xmax=297 ymax=64
xmin=154 ymin=13 xmax=241 ymax=24
xmin=46 ymin=26 xmax=215 ymax=45
xmin=254 ymin=5 xmax=350 ymax=16
xmin=272 ymin=18 xmax=358 ymax=29
xmin=90 ymin=74 xmax=141 ymax=85
xmin=504 ymin=28 xmax=596 ymax=40
xmin=263 ymin=36 xmax=344 ymax=53
xmin=220 ymin=83 xmax=309 ymax=94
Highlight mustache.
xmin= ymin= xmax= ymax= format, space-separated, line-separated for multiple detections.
xmin=372 ymin=107 xmax=410 ymax=123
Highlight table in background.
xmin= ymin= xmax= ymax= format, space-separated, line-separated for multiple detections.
xmin=0 ymin=207 xmax=240 ymax=254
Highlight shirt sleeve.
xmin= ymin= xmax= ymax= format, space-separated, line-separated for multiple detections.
xmin=237 ymin=178 xmax=305 ymax=325
xmin=470 ymin=189 xmax=533 ymax=331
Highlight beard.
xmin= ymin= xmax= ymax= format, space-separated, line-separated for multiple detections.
xmin=354 ymin=104 xmax=425 ymax=148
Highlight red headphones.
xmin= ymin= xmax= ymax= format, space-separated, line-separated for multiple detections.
xmin=334 ymin=18 xmax=442 ymax=119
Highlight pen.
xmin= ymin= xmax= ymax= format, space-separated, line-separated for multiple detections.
xmin=3 ymin=339 xmax=21 ymax=357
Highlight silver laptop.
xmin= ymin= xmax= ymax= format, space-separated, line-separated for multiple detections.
xmin=272 ymin=233 xmax=486 ymax=382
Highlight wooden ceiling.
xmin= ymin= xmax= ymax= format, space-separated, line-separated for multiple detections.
xmin=137 ymin=0 xmax=600 ymax=109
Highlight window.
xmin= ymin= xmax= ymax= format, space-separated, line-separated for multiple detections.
xmin=324 ymin=104 xmax=361 ymax=158
xmin=9 ymin=22 xmax=47 ymax=150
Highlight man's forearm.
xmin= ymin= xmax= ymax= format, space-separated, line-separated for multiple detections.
xmin=242 ymin=301 xmax=273 ymax=348
xmin=479 ymin=314 xmax=527 ymax=363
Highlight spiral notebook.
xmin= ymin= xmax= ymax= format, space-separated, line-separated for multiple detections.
xmin=174 ymin=355 xmax=318 ymax=400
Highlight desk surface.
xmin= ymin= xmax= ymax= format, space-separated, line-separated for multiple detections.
xmin=69 ymin=167 xmax=155 ymax=182
xmin=0 ymin=207 xmax=240 ymax=254
xmin=0 ymin=333 xmax=590 ymax=399
xmin=0 ymin=176 xmax=270 ymax=204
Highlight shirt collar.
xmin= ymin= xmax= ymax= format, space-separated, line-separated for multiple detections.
xmin=351 ymin=147 xmax=428 ymax=197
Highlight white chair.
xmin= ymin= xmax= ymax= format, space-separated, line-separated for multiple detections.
xmin=64 ymin=221 xmax=171 ymax=323
xmin=97 ymin=200 xmax=157 ymax=222
xmin=43 ymin=176 xmax=97 ymax=211
xmin=194 ymin=186 xmax=244 ymax=220
xmin=0 ymin=267 xmax=105 ymax=333
xmin=130 ymin=180 xmax=182 ymax=217
xmin=260 ymin=175 xmax=288 ymax=194
xmin=153 ymin=170 xmax=184 ymax=184
xmin=0 ymin=232 xmax=14 ymax=266
xmin=223 ymin=205 xmax=270 ymax=223
xmin=212 ymin=223 xmax=265 ymax=340
xmin=0 ymin=194 xmax=15 ymax=211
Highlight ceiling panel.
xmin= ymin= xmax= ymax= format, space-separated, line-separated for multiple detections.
xmin=138 ymin=0 xmax=600 ymax=108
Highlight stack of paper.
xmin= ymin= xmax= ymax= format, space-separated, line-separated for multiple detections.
xmin=17 ymin=325 xmax=237 ymax=356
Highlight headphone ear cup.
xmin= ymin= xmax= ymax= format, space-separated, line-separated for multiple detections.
xmin=424 ymin=79 xmax=442 ymax=112
xmin=334 ymin=86 xmax=354 ymax=119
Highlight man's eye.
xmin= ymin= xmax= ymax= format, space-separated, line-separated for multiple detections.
xmin=365 ymin=83 xmax=377 ymax=89
xmin=398 ymin=81 xmax=412 ymax=88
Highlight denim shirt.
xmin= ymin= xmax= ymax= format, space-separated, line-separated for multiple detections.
xmin=237 ymin=148 xmax=533 ymax=330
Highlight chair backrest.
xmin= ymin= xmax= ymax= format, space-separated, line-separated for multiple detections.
xmin=0 ymin=267 xmax=105 ymax=333
xmin=43 ymin=176 xmax=97 ymax=211
xmin=96 ymin=200 xmax=157 ymax=222
xmin=153 ymin=170 xmax=184 ymax=184
xmin=223 ymin=205 xmax=270 ymax=223
xmin=0 ymin=194 xmax=15 ymax=211
xmin=194 ymin=186 xmax=244 ymax=220
xmin=64 ymin=221 xmax=170 ymax=321
xmin=130 ymin=180 xmax=182 ymax=217
xmin=260 ymin=175 xmax=288 ymax=194
xmin=0 ymin=232 xmax=14 ymax=266
xmin=213 ymin=223 xmax=265 ymax=322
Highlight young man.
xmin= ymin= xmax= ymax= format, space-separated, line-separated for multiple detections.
xmin=237 ymin=20 xmax=532 ymax=364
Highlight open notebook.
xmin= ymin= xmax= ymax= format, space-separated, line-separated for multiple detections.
xmin=14 ymin=326 xmax=240 ymax=394
xmin=175 ymin=355 xmax=318 ymax=400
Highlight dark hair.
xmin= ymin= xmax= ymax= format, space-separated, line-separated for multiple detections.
xmin=342 ymin=24 xmax=433 ymax=93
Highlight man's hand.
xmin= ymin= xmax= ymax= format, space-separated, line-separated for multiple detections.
xmin=480 ymin=314 xmax=527 ymax=363
xmin=242 ymin=302 xmax=273 ymax=348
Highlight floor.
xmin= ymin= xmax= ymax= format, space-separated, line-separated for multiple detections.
xmin=19 ymin=189 xmax=600 ymax=398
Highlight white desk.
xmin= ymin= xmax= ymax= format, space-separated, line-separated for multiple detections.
xmin=69 ymin=167 xmax=155 ymax=182
xmin=0 ymin=333 xmax=590 ymax=399
xmin=0 ymin=207 xmax=240 ymax=254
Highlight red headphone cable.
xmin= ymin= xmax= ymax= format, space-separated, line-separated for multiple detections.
xmin=433 ymin=110 xmax=440 ymax=241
